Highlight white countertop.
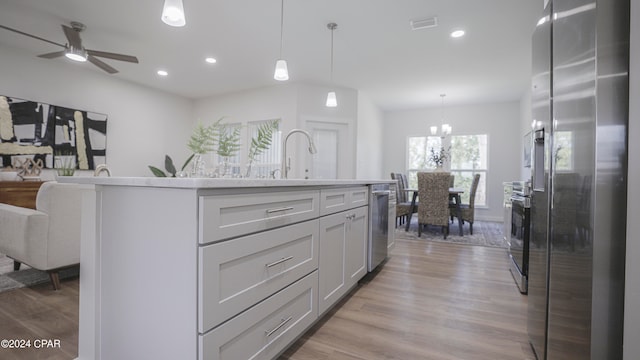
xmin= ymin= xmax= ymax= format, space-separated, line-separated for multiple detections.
xmin=57 ymin=176 xmax=394 ymax=188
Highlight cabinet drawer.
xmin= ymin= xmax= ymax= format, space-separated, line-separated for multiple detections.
xmin=199 ymin=219 xmax=319 ymax=332
xmin=199 ymin=190 xmax=319 ymax=243
xmin=199 ymin=271 xmax=318 ymax=360
xmin=319 ymin=186 xmax=369 ymax=216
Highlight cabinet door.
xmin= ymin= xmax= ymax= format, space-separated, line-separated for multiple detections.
xmin=318 ymin=211 xmax=348 ymax=315
xmin=345 ymin=206 xmax=367 ymax=288
xmin=318 ymin=206 xmax=368 ymax=315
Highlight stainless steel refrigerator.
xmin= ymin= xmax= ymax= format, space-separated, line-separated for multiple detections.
xmin=527 ymin=0 xmax=629 ymax=359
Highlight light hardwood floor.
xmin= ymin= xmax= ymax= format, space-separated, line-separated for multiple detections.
xmin=281 ymin=238 xmax=534 ymax=360
xmin=0 ymin=238 xmax=533 ymax=360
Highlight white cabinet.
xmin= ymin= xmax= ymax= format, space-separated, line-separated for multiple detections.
xmin=199 ymin=190 xmax=319 ymax=244
xmin=200 ymin=271 xmax=318 ymax=360
xmin=80 ymin=182 xmax=379 ymax=360
xmin=318 ymin=201 xmax=368 ymax=315
xmin=199 ymin=219 xmax=319 ymax=332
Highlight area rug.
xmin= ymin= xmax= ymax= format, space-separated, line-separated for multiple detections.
xmin=395 ymin=219 xmax=507 ymax=248
xmin=0 ymin=253 xmax=79 ymax=293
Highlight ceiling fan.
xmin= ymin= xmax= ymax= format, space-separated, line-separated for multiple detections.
xmin=0 ymin=21 xmax=139 ymax=74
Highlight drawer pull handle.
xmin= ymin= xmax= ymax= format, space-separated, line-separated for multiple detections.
xmin=266 ymin=256 xmax=294 ymax=268
xmin=266 ymin=206 xmax=294 ymax=214
xmin=265 ymin=316 xmax=293 ymax=337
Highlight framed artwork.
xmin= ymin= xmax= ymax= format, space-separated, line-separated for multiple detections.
xmin=0 ymin=95 xmax=107 ymax=170
xmin=523 ymin=131 xmax=532 ymax=168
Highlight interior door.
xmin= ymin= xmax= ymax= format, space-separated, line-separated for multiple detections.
xmin=305 ymin=120 xmax=350 ymax=179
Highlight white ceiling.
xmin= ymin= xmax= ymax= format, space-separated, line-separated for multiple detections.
xmin=0 ymin=0 xmax=542 ymax=111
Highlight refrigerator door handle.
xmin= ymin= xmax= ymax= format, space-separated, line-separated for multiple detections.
xmin=532 ymin=128 xmax=545 ymax=192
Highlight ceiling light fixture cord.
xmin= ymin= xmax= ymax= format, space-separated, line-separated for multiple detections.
xmin=329 ymin=23 xmax=335 ymax=81
xmin=279 ymin=0 xmax=284 ymax=58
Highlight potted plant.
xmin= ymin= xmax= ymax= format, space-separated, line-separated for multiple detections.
xmin=216 ymin=124 xmax=241 ymax=177
xmin=245 ymin=119 xmax=280 ymax=178
xmin=55 ymin=150 xmax=76 ymax=176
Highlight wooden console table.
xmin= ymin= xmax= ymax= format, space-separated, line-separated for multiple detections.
xmin=0 ymin=181 xmax=44 ymax=209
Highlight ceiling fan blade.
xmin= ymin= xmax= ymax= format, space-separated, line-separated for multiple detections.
xmin=38 ymin=50 xmax=67 ymax=59
xmin=88 ymin=55 xmax=118 ymax=74
xmin=86 ymin=49 xmax=139 ymax=63
xmin=62 ymin=24 xmax=82 ymax=48
xmin=0 ymin=24 xmax=65 ymax=47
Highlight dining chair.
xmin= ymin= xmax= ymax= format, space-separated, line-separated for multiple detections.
xmin=391 ymin=172 xmax=413 ymax=226
xmin=451 ymin=174 xmax=481 ymax=234
xmin=417 ymin=172 xmax=451 ymax=238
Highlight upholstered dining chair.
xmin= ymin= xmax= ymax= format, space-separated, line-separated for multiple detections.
xmin=452 ymin=174 xmax=481 ymax=234
xmin=417 ymin=172 xmax=451 ymax=238
xmin=0 ymin=181 xmax=84 ymax=290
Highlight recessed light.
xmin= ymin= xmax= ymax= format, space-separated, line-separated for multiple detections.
xmin=450 ymin=30 xmax=465 ymax=38
xmin=205 ymin=57 xmax=217 ymax=64
xmin=157 ymin=70 xmax=168 ymax=76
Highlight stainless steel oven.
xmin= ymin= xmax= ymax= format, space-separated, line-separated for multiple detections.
xmin=509 ymin=181 xmax=530 ymax=294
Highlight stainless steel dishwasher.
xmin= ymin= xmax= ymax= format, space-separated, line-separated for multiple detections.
xmin=368 ymin=184 xmax=391 ymax=271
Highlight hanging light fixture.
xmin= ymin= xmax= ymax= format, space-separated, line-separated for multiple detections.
xmin=326 ymin=23 xmax=338 ymax=107
xmin=273 ymin=0 xmax=289 ymax=81
xmin=161 ymin=0 xmax=186 ymax=27
xmin=430 ymin=94 xmax=452 ymax=138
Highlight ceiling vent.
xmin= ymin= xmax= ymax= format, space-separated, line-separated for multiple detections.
xmin=410 ymin=17 xmax=438 ymax=31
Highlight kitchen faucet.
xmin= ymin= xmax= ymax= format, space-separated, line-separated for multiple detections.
xmin=93 ymin=164 xmax=111 ymax=177
xmin=281 ymin=129 xmax=317 ymax=179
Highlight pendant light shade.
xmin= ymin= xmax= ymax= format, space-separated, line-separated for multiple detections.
xmin=326 ymin=91 xmax=337 ymax=107
xmin=326 ymin=23 xmax=338 ymax=107
xmin=274 ymin=59 xmax=289 ymax=81
xmin=162 ymin=0 xmax=186 ymax=27
xmin=274 ymin=0 xmax=289 ymax=81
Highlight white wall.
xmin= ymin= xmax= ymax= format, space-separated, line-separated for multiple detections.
xmin=0 ymin=46 xmax=193 ymax=177
xmin=624 ymin=0 xmax=640 ymax=358
xmin=382 ymin=101 xmax=522 ymax=221
xmin=356 ymin=91 xmax=384 ymax=179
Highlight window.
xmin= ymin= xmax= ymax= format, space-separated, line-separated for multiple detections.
xmin=449 ymin=134 xmax=487 ymax=206
xmin=405 ymin=134 xmax=488 ymax=207
xmin=246 ymin=119 xmax=282 ymax=178
xmin=406 ymin=136 xmax=441 ymax=187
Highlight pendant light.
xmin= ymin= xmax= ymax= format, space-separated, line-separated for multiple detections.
xmin=273 ymin=0 xmax=289 ymax=81
xmin=326 ymin=23 xmax=338 ymax=107
xmin=161 ymin=0 xmax=186 ymax=27
xmin=430 ymin=94 xmax=452 ymax=138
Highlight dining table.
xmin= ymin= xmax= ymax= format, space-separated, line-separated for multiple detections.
xmin=403 ymin=187 xmax=465 ymax=235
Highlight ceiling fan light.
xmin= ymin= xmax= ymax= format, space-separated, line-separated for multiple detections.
xmin=65 ymin=46 xmax=87 ymax=62
xmin=326 ymin=91 xmax=337 ymax=107
xmin=274 ymin=59 xmax=289 ymax=81
xmin=162 ymin=0 xmax=186 ymax=27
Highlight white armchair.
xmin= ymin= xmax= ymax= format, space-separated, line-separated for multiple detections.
xmin=0 ymin=181 xmax=83 ymax=290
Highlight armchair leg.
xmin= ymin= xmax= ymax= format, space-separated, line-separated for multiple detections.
xmin=48 ymin=271 xmax=61 ymax=291
xmin=469 ymin=222 xmax=474 ymax=235
xmin=13 ymin=261 xmax=21 ymax=271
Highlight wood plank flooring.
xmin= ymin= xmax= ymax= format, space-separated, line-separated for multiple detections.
xmin=0 ymin=277 xmax=78 ymax=360
xmin=280 ymin=238 xmax=534 ymax=360
xmin=0 ymin=237 xmax=533 ymax=360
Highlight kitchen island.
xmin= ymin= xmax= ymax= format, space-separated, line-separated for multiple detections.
xmin=59 ymin=177 xmax=392 ymax=360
